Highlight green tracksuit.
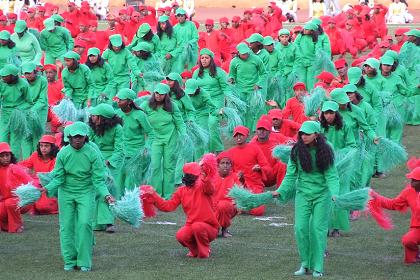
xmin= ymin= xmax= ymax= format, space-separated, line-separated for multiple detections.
xmin=129 ymin=34 xmax=160 ymax=53
xmin=277 ymin=42 xmax=297 ymax=107
xmin=294 ymin=34 xmax=321 ymax=90
xmin=172 ymin=21 xmax=199 ymax=72
xmin=87 ymin=62 xmax=115 ymax=104
xmin=0 ymin=44 xmax=21 ymax=69
xmin=157 ymin=32 xmax=178 ymax=74
xmin=11 ymin=31 xmax=42 ymax=65
xmin=61 ymin=64 xmax=95 ymax=109
xmin=131 ymin=54 xmax=164 ymax=93
xmin=39 ymin=27 xmax=74 ymax=64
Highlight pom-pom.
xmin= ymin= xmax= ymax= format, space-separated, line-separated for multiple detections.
xmin=334 ymin=188 xmax=370 ymax=210
xmin=225 ymin=86 xmax=248 ymax=113
xmin=272 ymin=145 xmax=292 ymax=163
xmin=367 ymin=199 xmax=394 ymax=230
xmin=199 ymin=153 xmax=217 ymax=178
xmin=313 ymin=49 xmax=338 ymax=76
xmin=8 ymin=109 xmax=30 ymax=139
xmin=38 ymin=172 xmax=54 ymax=186
xmin=250 ymin=89 xmax=265 ymax=110
xmin=109 ymin=188 xmax=143 ymax=228
xmin=220 ymin=107 xmax=243 ymax=136
xmin=377 ymin=138 xmax=408 ymax=172
xmin=407 ymin=156 xmax=420 ymax=171
xmin=303 ymin=87 xmax=326 ymax=116
xmin=139 ymin=185 xmax=156 ymax=218
xmin=383 ymin=102 xmax=403 ymax=128
xmin=27 ymin=110 xmax=44 ymax=140
xmin=12 ymin=183 xmax=41 ymax=208
xmin=186 ymin=121 xmax=210 ymax=151
xmin=52 ymin=99 xmax=78 ymax=122
xmin=228 ymin=185 xmax=273 ymax=210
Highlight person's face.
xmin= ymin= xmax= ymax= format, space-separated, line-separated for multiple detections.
xmin=256 ymin=128 xmax=270 ymax=141
xmin=159 ymin=21 xmax=166 ymax=31
xmin=249 ymin=42 xmax=259 ymax=52
xmin=239 ymin=53 xmax=249 ymax=60
xmin=379 ymin=46 xmax=388 ymax=55
xmin=79 ymin=24 xmax=87 ymax=32
xmin=279 ymin=34 xmax=289 ymax=45
xmin=294 ymin=88 xmax=306 ymax=99
xmin=323 ymin=111 xmax=336 ymax=124
xmin=411 ymin=179 xmax=420 ymax=192
xmin=154 ymin=92 xmax=165 ymax=102
xmin=268 ymin=7 xmax=274 ymax=13
xmin=39 ymin=142 xmax=52 ymax=156
xmin=339 ymin=103 xmax=347 ymax=110
xmin=140 ymin=10 xmax=148 ymax=16
xmin=381 ymin=64 xmax=392 ymax=74
xmin=272 ymin=118 xmax=281 ymax=127
xmin=108 ymin=20 xmax=116 ymax=28
xmin=69 ymin=135 xmax=86 ymax=150
xmin=45 ymin=69 xmax=57 ymax=82
xmin=328 ymin=22 xmax=335 ymax=29
xmin=64 ymin=58 xmax=74 ymax=68
xmin=220 ymin=22 xmax=228 ymax=29
xmin=89 ymin=25 xmax=96 ymax=32
xmin=0 ymin=20 xmax=6 ymax=26
xmin=232 ymin=21 xmax=239 ymax=28
xmin=244 ymin=13 xmax=251 ymax=20
xmin=301 ymin=133 xmax=317 ymax=145
xmin=234 ymin=133 xmax=247 ymax=145
xmin=200 ymin=54 xmax=211 ymax=68
xmin=166 ymin=79 xmax=175 ymax=88
xmin=205 ymin=24 xmax=213 ymax=33
xmin=68 ymin=5 xmax=75 ymax=12
xmin=395 ymin=34 xmax=404 ymax=43
xmin=91 ymin=115 xmax=101 ymax=126
xmin=9 ymin=18 xmax=16 ymax=24
xmin=347 ymin=92 xmax=357 ymax=103
xmin=132 ymin=14 xmax=140 ymax=22
xmin=2 ymin=75 xmax=13 ymax=83
xmin=0 ymin=39 xmax=8 ymax=46
xmin=264 ymin=44 xmax=274 ymax=53
xmin=303 ymin=29 xmax=312 ymax=35
xmin=28 ymin=11 xmax=35 ymax=18
xmin=74 ymin=46 xmax=85 ymax=55
xmin=407 ymin=35 xmax=416 ymax=43
xmin=88 ymin=55 xmax=98 ymax=64
xmin=112 ymin=45 xmax=121 ymax=52
xmin=117 ymin=98 xmax=130 ymax=109
xmin=24 ymin=71 xmax=37 ymax=82
xmin=0 ymin=152 xmax=11 ymax=166
xmin=363 ymin=64 xmax=375 ymax=75
xmin=345 ymin=23 xmax=352 ymax=30
xmin=218 ymin=158 xmax=232 ymax=177
xmin=177 ymin=14 xmax=186 ymax=24
xmin=337 ymin=66 xmax=348 ymax=78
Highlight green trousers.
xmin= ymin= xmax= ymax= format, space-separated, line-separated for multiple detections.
xmin=208 ymin=115 xmax=224 ymax=153
xmin=44 ymin=53 xmax=64 ymax=65
xmin=294 ymin=191 xmax=331 ymax=273
xmin=329 ymin=183 xmax=350 ymax=231
xmin=58 ymin=188 xmax=95 ymax=269
xmin=294 ymin=64 xmax=315 ymax=91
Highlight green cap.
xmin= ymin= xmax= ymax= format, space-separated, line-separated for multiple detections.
xmin=109 ymin=34 xmax=122 ymax=47
xmin=14 ymin=20 xmax=27 ymax=33
xmin=343 ymin=84 xmax=358 ymax=93
xmin=380 ymin=55 xmax=395 ymax=66
xmin=137 ymin=23 xmax=151 ymax=38
xmin=63 ymin=51 xmax=80 ymax=61
xmin=200 ymin=48 xmax=214 ymax=58
xmin=236 ymin=42 xmax=250 ymax=55
xmin=67 ymin=121 xmax=89 ymax=137
xmin=321 ymin=101 xmax=339 ymax=112
xmin=347 ymin=67 xmax=362 ymax=84
xmin=158 ymin=15 xmax=169 ymax=22
xmin=363 ymin=58 xmax=380 ymax=70
xmin=311 ymin=18 xmax=322 ymax=26
xmin=166 ymin=72 xmax=182 ymax=84
xmin=154 ymin=83 xmax=170 ymax=95
xmin=89 ymin=103 xmax=116 ymax=118
xmin=63 ymin=125 xmax=71 ymax=143
xmin=116 ymin=88 xmax=137 ymax=100
xmin=404 ymin=29 xmax=420 ymax=38
xmin=384 ymin=50 xmax=398 ymax=60
xmin=21 ymin=62 xmax=37 ymax=73
xmin=185 ymin=79 xmax=199 ymax=95
xmin=330 ymin=88 xmax=350 ymax=104
xmin=175 ymin=8 xmax=186 ymax=15
xmin=0 ymin=64 xmax=19 ymax=76
xmin=43 ymin=18 xmax=55 ymax=31
xmin=51 ymin=14 xmax=64 ymax=23
xmin=299 ymin=121 xmax=320 ymax=134
xmin=246 ymin=33 xmax=264 ymax=43
xmin=0 ymin=30 xmax=10 ymax=40
xmin=263 ymin=36 xmax=274 ymax=46
xmin=304 ymin=21 xmax=318 ymax=31
xmin=87 ymin=47 xmax=100 ymax=56
xmin=132 ymin=42 xmax=152 ymax=52
xmin=278 ymin=28 xmax=290 ymax=36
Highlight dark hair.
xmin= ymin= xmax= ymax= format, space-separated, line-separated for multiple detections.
xmin=320 ymin=111 xmax=343 ymax=131
xmin=351 ymin=91 xmax=363 ymax=102
xmin=68 ymin=135 xmax=90 ymax=143
xmin=182 ymin=173 xmax=199 ymax=187
xmin=108 ymin=41 xmax=126 ymax=50
xmin=142 ymin=30 xmax=154 ymax=41
xmin=157 ymin=20 xmax=173 ymax=39
xmin=88 ymin=115 xmax=123 ymax=137
xmin=169 ymin=80 xmax=185 ymax=100
xmin=301 ymin=30 xmax=318 ymax=43
xmin=317 ymin=25 xmax=324 ymax=35
xmin=356 ymin=76 xmax=365 ymax=87
xmin=67 ymin=59 xmax=79 ymax=71
xmin=2 ymin=38 xmax=15 ymax=48
xmin=291 ymin=133 xmax=334 ymax=172
xmin=148 ymin=93 xmax=173 ymax=112
xmin=85 ymin=55 xmax=105 ymax=68
xmin=391 ymin=60 xmax=399 ymax=72
xmin=198 ymin=56 xmax=217 ymax=78
xmin=136 ymin=50 xmax=151 ymax=59
xmin=36 ymin=142 xmax=59 ymax=159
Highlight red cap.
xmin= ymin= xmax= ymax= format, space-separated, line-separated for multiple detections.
xmin=268 ymin=1 xmax=277 ymax=7
xmin=43 ymin=64 xmax=57 ymax=71
xmin=293 ymin=82 xmax=306 ymax=91
xmin=81 ymin=1 xmax=90 ymax=7
xmin=205 ymin=19 xmax=214 ymax=25
xmin=138 ymin=90 xmax=151 ymax=97
xmin=219 ymin=17 xmax=229 ymax=24
xmin=354 ymin=5 xmax=363 ymax=13
xmin=233 ymin=125 xmax=249 ymax=137
xmin=68 ymin=2 xmax=76 ymax=7
xmin=378 ymin=41 xmax=390 ymax=48
xmin=268 ymin=109 xmax=283 ymax=120
xmin=39 ymin=135 xmax=56 ymax=144
xmin=334 ymin=58 xmax=347 ymax=69
xmin=119 ymin=8 xmax=127 ymax=15
xmin=28 ymin=8 xmax=36 ymax=13
xmin=244 ymin=9 xmax=252 ymax=15
xmin=74 ymin=39 xmax=86 ymax=48
xmin=217 ymin=151 xmax=232 ymax=163
xmin=181 ymin=71 xmax=192 ymax=79
xmin=163 ymin=6 xmax=171 ymax=12
xmin=314 ymin=81 xmax=327 ymax=89
xmin=383 ymin=35 xmax=393 ymax=41
xmin=256 ymin=118 xmax=271 ymax=130
xmin=232 ymin=16 xmax=241 ymax=22
xmin=0 ymin=15 xmax=6 ymax=21
xmin=292 ymin=25 xmax=303 ymax=32
xmin=157 ymin=7 xmax=165 ymax=12
xmin=406 ymin=167 xmax=420 ymax=180
xmin=89 ymin=20 xmax=98 ymax=27
xmin=328 ymin=17 xmax=336 ymax=24
xmin=373 ymin=4 xmax=382 ymax=9
xmin=346 ymin=9 xmax=356 ymax=15
xmin=172 ymin=1 xmax=179 ymax=7
xmin=37 ymin=6 xmax=46 ymax=12
xmin=183 ymin=162 xmax=201 ymax=176
xmin=351 ymin=58 xmax=364 ymax=67
xmin=139 ymin=5 xmax=147 ymax=11
xmin=316 ymin=71 xmax=335 ymax=83
xmin=253 ymin=8 xmax=263 ymax=15
xmin=0 ymin=142 xmax=11 ymax=154
xmin=395 ymin=28 xmax=410 ymax=36
xmin=7 ymin=13 xmax=17 ymax=19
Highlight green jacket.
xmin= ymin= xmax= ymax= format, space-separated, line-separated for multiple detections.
xmin=339 ymin=104 xmax=376 ymax=142
xmin=87 ymin=62 xmax=115 ymax=98
xmin=27 ymin=75 xmax=48 ymax=114
xmin=192 ymin=67 xmax=228 ymax=108
xmin=88 ymin=124 xmax=124 ymax=168
xmin=294 ymin=34 xmax=321 ymax=66
xmin=61 ymin=64 xmax=95 ymax=104
xmin=102 ymin=48 xmax=140 ymax=81
xmin=277 ymin=42 xmax=296 ymax=76
xmin=169 ymin=91 xmax=195 ymax=122
xmin=157 ymin=32 xmax=177 ymax=58
xmin=228 ymin=53 xmax=267 ymax=94
xmin=0 ymin=45 xmax=20 ymax=69
xmin=128 ymin=34 xmax=160 ymax=53
xmin=321 ymin=122 xmax=356 ymax=150
xmin=0 ymin=78 xmax=32 ymax=114
xmin=355 ymin=82 xmax=383 ymax=116
xmin=173 ymin=21 xmax=199 ymax=56
xmin=266 ymin=48 xmax=281 ymax=74
xmin=39 ymin=27 xmax=74 ymax=57
xmin=188 ymin=89 xmax=218 ymax=119
xmin=10 ymin=31 xmax=42 ymax=65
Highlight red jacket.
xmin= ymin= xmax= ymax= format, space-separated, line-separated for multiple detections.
xmin=48 ymin=80 xmax=64 ymax=106
xmin=0 ymin=164 xmax=33 ymax=200
xmin=19 ymin=153 xmax=56 ymax=174
xmin=283 ymin=97 xmax=309 ymax=124
xmin=273 ymin=119 xmax=301 ymax=138
xmin=213 ymin=172 xmax=240 ymax=206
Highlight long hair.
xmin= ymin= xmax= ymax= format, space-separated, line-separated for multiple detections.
xmin=169 ymin=81 xmax=185 ymax=100
xmin=198 ymin=56 xmax=217 ymax=78
xmin=301 ymin=30 xmax=318 ymax=43
xmin=317 ymin=25 xmax=324 ymax=35
xmin=88 ymin=115 xmax=123 ymax=136
xmin=67 ymin=60 xmax=79 ymax=71
xmin=36 ymin=143 xmax=59 ymax=159
xmin=291 ymin=133 xmax=334 ymax=172
xmin=320 ymin=111 xmax=344 ymax=131
xmin=157 ymin=20 xmax=173 ymax=39
xmin=85 ymin=55 xmax=105 ymax=68
xmin=356 ymin=75 xmax=365 ymax=87
xmin=108 ymin=41 xmax=126 ymax=50
xmin=142 ymin=30 xmax=154 ymax=41
xmin=2 ymin=38 xmax=15 ymax=49
xmin=148 ymin=93 xmax=173 ymax=112
xmin=182 ymin=173 xmax=199 ymax=187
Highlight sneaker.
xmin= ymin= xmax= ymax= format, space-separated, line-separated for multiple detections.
xmin=80 ymin=267 xmax=91 ymax=272
xmin=64 ymin=265 xmax=75 ymax=271
xmin=294 ymin=266 xmax=309 ymax=276
xmin=105 ymin=225 xmax=116 ymax=233
xmin=350 ymin=211 xmax=360 ymax=221
xmin=324 ymin=250 xmax=330 ymax=257
xmin=331 ymin=229 xmax=340 ymax=238
xmin=313 ymin=271 xmax=324 ymax=278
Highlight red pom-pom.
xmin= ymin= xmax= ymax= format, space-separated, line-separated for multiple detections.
xmin=200 ymin=153 xmax=217 ymax=179
xmin=367 ymin=199 xmax=393 ymax=230
xmin=406 ymin=157 xmax=420 ymax=171
xmin=139 ymin=185 xmax=156 ymax=218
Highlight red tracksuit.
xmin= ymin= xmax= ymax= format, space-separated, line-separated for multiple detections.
xmin=0 ymin=164 xmax=33 ymax=232
xmin=152 ymin=178 xmax=219 ymax=258
xmin=226 ymin=143 xmax=271 ymax=216
xmin=375 ymin=186 xmax=420 ymax=263
xmin=213 ymin=172 xmax=240 ymax=229
xmin=19 ymin=153 xmax=58 ymax=215
xmin=273 ymin=119 xmax=300 ymax=138
xmin=283 ymin=97 xmax=309 ymax=124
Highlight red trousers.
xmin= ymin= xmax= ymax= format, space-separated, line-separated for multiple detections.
xmin=215 ymin=200 xmax=237 ymax=228
xmin=33 ymin=193 xmax=58 ymax=215
xmin=0 ymin=197 xmax=23 ymax=233
xmin=175 ymin=222 xmax=218 ymax=258
xmin=402 ymin=228 xmax=420 ymax=263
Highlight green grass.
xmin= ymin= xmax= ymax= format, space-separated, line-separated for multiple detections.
xmin=1 ymin=126 xmax=419 ymax=279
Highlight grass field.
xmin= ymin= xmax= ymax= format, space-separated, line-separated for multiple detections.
xmin=0 ymin=124 xmax=419 ymax=280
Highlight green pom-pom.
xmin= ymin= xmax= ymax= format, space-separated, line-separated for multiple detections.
xmin=109 ymin=188 xmax=143 ymax=228
xmin=38 ymin=172 xmax=54 ymax=187
xmin=52 ymin=99 xmax=78 ymax=122
xmin=125 ymin=146 xmax=151 ymax=186
xmin=13 ymin=183 xmax=41 ymax=208
xmin=228 ymin=185 xmax=273 ymax=210
xmin=377 ymin=138 xmax=408 ymax=172
xmin=220 ymin=107 xmax=243 ymax=136
xmin=335 ymin=148 xmax=359 ymax=187
xmin=225 ymin=86 xmax=247 ymax=113
xmin=27 ymin=110 xmax=44 ymax=140
xmin=303 ymin=87 xmax=326 ymax=116
xmin=272 ymin=145 xmax=292 ymax=163
xmin=313 ymin=50 xmax=338 ymax=76
xmin=383 ymin=102 xmax=403 ymax=128
xmin=249 ymin=89 xmax=265 ymax=110
xmin=8 ymin=109 xmax=30 ymax=139
xmin=186 ymin=121 xmax=210 ymax=150
xmin=334 ymin=188 xmax=370 ymax=210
